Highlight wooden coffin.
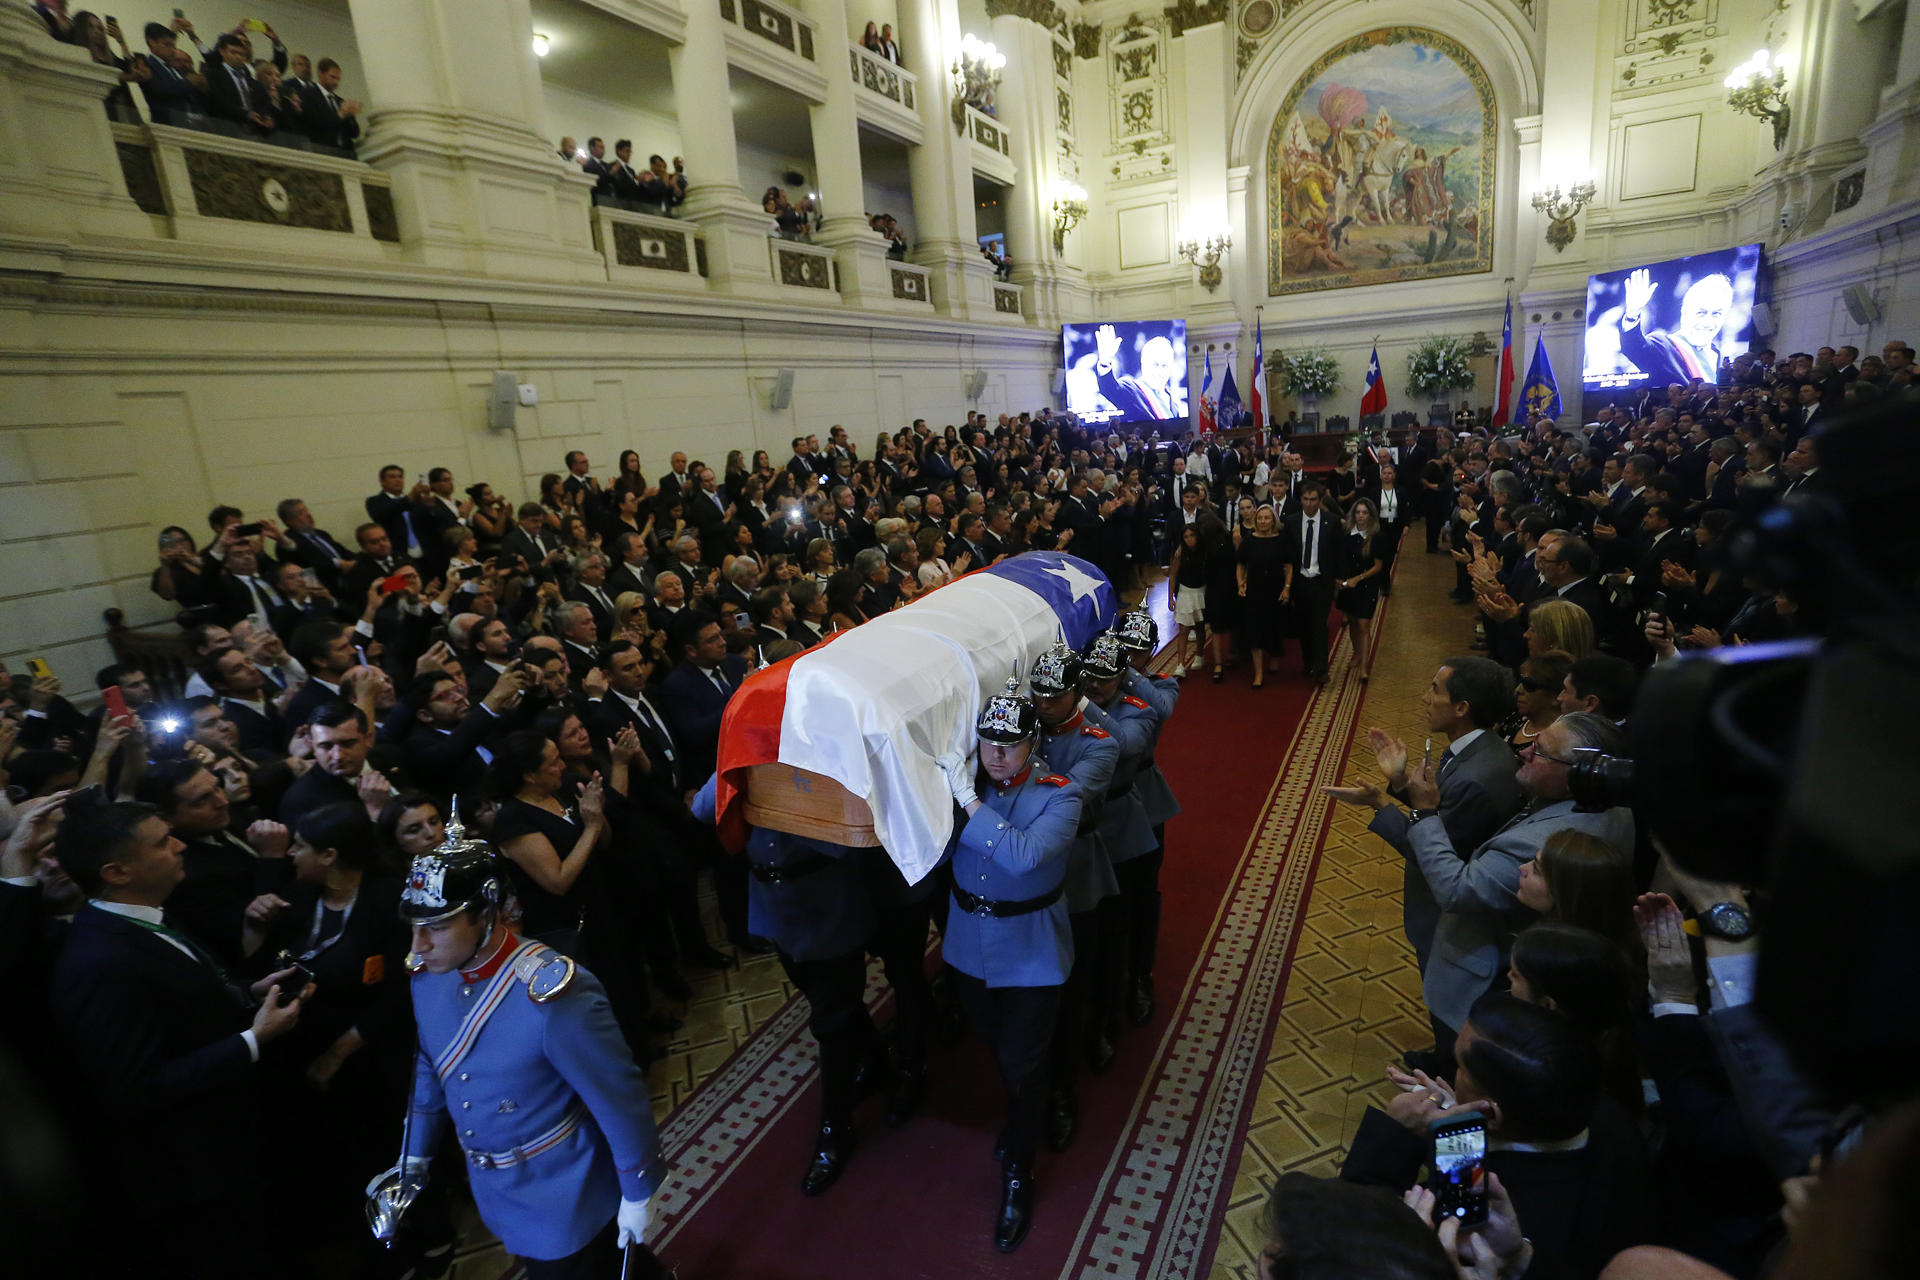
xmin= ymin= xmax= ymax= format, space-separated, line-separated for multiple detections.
xmin=741 ymin=762 xmax=882 ymax=847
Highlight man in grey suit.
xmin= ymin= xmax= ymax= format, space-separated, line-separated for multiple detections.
xmin=1326 ymin=656 xmax=1525 ymax=973
xmin=1397 ymin=712 xmax=1633 ymax=1069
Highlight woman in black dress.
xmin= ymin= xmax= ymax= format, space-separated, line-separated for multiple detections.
xmin=1333 ymin=497 xmax=1389 ymax=682
xmin=1236 ymin=504 xmax=1289 ymax=689
xmin=489 ymin=729 xmax=607 ymax=958
xmin=1369 ymin=462 xmax=1408 ymax=594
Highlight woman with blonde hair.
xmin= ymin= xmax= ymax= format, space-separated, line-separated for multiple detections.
xmin=1524 ymin=598 xmax=1595 ymax=660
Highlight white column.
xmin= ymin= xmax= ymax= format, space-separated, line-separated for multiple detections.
xmin=1534 ymin=0 xmax=1600 ymax=258
xmin=345 ymin=0 xmax=603 ymax=281
xmin=991 ymin=12 xmax=1056 ymax=321
xmin=1801 ymin=0 xmax=1887 ymax=151
xmin=800 ymin=0 xmax=893 ymax=307
xmin=901 ymin=0 xmax=991 ymax=317
xmin=667 ymin=0 xmax=781 ymax=297
xmin=1176 ymin=21 xmax=1234 ymax=319
xmin=1896 ymin=0 xmax=1920 ymax=91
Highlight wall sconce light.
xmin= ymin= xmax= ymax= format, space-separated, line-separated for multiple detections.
xmin=532 ymin=33 xmax=550 ymax=57
xmin=1052 ymin=183 xmax=1088 ymax=253
xmin=1176 ymin=231 xmax=1232 ymax=292
xmin=1530 ymin=179 xmax=1596 ymax=252
xmin=951 ymin=34 xmax=1006 ymax=133
xmin=1724 ymin=48 xmax=1790 ymax=150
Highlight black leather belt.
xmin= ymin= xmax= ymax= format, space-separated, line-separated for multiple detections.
xmin=951 ymin=883 xmax=1063 ymax=919
xmin=749 ymin=851 xmax=838 ymax=884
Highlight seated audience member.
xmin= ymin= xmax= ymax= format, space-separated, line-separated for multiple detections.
xmin=1343 ymin=992 xmax=1653 ymax=1280
xmin=1393 ymin=712 xmax=1634 ymax=1069
xmin=300 ymin=57 xmax=362 ymax=155
xmin=1558 ymin=654 xmax=1640 ymax=723
xmin=49 ymin=790 xmax=310 ymax=1279
xmin=1327 ymin=657 xmax=1523 ymax=975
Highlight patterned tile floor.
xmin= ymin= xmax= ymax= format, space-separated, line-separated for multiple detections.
xmin=1205 ymin=544 xmax=1465 ymax=1280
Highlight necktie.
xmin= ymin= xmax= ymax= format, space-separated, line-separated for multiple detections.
xmin=402 ymin=510 xmax=421 ymax=554
xmin=1304 ymin=518 xmax=1319 ymax=575
xmin=242 ymin=576 xmax=278 ymax=618
xmin=591 ymin=587 xmax=611 ymax=614
xmin=708 ymin=667 xmax=730 ymax=696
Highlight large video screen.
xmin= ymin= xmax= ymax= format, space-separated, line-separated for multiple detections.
xmin=1062 ymin=320 xmax=1189 ymax=425
xmin=1583 ymin=244 xmax=1762 ymax=391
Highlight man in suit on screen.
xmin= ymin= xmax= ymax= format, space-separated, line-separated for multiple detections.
xmin=1617 ymin=267 xmax=1734 ymax=387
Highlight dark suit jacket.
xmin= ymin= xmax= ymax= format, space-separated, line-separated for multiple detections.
xmin=281 ymin=676 xmax=351 ymax=737
xmin=51 ymin=904 xmax=261 ymax=1200
xmin=365 ymin=490 xmax=417 ymax=557
xmin=298 ymin=81 xmax=361 ymax=151
xmin=1281 ymin=510 xmax=1348 ymax=584
xmin=402 ymin=707 xmax=501 ymax=805
xmin=222 ymin=696 xmax=288 ymax=756
xmin=139 ymin=53 xmax=203 ymax=124
xmin=501 ymin=525 xmax=562 ymax=577
xmin=567 ymin=584 xmax=618 ymax=643
xmin=277 ymin=763 xmax=367 ymax=829
xmin=659 ymin=654 xmax=747 ymax=784
xmin=203 ymin=60 xmax=256 ymax=124
xmin=1342 ymin=1100 xmax=1653 ymax=1280
xmin=606 ymin=562 xmax=650 ymax=602
xmin=165 ymin=830 xmax=295 ymax=968
xmin=586 ymin=690 xmax=688 ymax=813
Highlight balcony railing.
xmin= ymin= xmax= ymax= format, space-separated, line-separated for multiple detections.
xmin=769 ymin=236 xmax=837 ymax=293
xmin=720 ymin=0 xmax=828 ymax=102
xmin=849 ymin=43 xmax=922 ymax=144
xmin=112 ymin=121 xmax=399 ymax=255
xmin=889 ymin=260 xmax=933 ymax=306
xmin=992 ymin=281 xmax=1024 ymax=318
xmin=592 ymin=206 xmax=708 ymax=289
xmin=964 ymin=104 xmax=1015 ymax=184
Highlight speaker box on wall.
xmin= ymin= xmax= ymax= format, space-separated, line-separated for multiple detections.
xmin=1749 ymin=302 xmax=1774 ymax=338
xmin=488 ymin=371 xmax=517 ymax=430
xmin=770 ymin=368 xmax=796 ymax=410
xmin=1841 ymin=284 xmax=1881 ymax=326
xmin=1051 ymin=368 xmax=1066 ymax=394
xmin=965 ymin=370 xmax=989 ymax=400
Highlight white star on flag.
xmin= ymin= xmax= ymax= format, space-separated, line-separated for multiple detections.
xmin=1042 ymin=559 xmax=1104 ymax=603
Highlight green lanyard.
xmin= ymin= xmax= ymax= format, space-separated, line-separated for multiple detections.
xmin=121 ymin=913 xmax=234 ymax=986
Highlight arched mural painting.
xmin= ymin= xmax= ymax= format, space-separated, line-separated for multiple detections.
xmin=1267 ymin=26 xmax=1497 ymax=296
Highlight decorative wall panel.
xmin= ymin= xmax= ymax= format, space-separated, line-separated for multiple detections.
xmin=612 ymin=222 xmax=693 ymax=271
xmin=182 ymin=150 xmax=352 ymax=233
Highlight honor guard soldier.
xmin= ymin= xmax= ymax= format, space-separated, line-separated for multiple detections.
xmin=690 ymin=776 xmax=883 ymax=1197
xmin=1080 ymin=632 xmax=1160 ymax=1057
xmin=1115 ymin=609 xmax=1182 ymax=1023
xmin=373 ymin=812 xmax=668 ymax=1280
xmin=1027 ymin=641 xmax=1119 ymax=1152
xmin=938 ymin=674 xmax=1082 ymax=1252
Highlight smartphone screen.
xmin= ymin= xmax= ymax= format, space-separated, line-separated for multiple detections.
xmin=1431 ymin=1114 xmax=1489 ymax=1226
xmin=26 ymin=657 xmax=53 ymax=681
xmin=101 ymin=684 xmax=131 ymax=723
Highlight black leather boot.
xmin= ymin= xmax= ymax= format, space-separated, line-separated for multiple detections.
xmin=1087 ymin=1028 xmax=1118 ymax=1074
xmin=851 ymin=1047 xmax=896 ymax=1103
xmin=800 ymin=1121 xmax=856 ymax=1197
xmin=994 ymin=1159 xmax=1035 ymax=1252
xmin=884 ymin=1064 xmax=925 ymax=1127
xmin=1046 ymin=1090 xmax=1078 ymax=1153
xmin=1128 ymin=975 xmax=1155 ymax=1027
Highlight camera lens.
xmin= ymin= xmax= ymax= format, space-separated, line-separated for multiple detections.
xmin=1567 ymin=748 xmax=1633 ymax=813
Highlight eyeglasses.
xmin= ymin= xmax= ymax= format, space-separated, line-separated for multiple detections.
xmin=1517 ymin=677 xmax=1554 ymax=693
xmin=1518 ymin=741 xmax=1578 ymax=765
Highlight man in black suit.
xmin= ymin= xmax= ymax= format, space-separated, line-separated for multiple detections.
xmin=413 ymin=467 xmax=470 ymax=578
xmin=365 ymin=464 xmax=424 ymax=562
xmin=274 ymin=498 xmax=355 ymax=591
xmin=50 ymin=792 xmax=310 ymax=1280
xmin=786 ymin=436 xmax=816 ymax=484
xmin=1619 ymin=499 xmax=1690 ymax=611
xmin=750 ymin=586 xmax=799 ymax=650
xmin=283 ymin=619 xmax=362 ymax=733
xmin=566 ymin=550 xmax=619 ymax=642
xmin=300 ymin=57 xmax=362 ymax=155
xmin=401 ymin=668 xmax=522 ymax=804
xmin=1530 ymin=535 xmax=1620 ymax=647
xmin=656 ymin=450 xmax=693 ymax=502
xmin=501 ymin=502 xmax=567 ymax=580
xmin=646 ymin=569 xmax=695 ymax=634
xmin=1282 ymin=483 xmax=1346 ymax=685
xmin=606 ymin=531 xmax=652 ymax=601
xmin=659 ymin=613 xmax=746 ymax=786
xmin=1272 ymin=450 xmax=1309 ymax=515
xmin=279 ymin=701 xmax=399 ymax=829
xmin=684 ymin=466 xmax=732 ymax=535
xmin=204 ymin=648 xmax=289 ymax=755
xmin=1342 ymin=993 xmax=1652 ymax=1279
xmin=138 ymin=21 xmax=206 ymax=123
xmin=553 ymin=601 xmax=603 ymax=685
xmin=202 ymin=33 xmax=258 ymax=125
xmin=206 ymin=541 xmax=291 ymax=629
xmin=459 ymin=614 xmax=518 ymax=701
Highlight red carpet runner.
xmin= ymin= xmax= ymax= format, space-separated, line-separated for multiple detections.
xmin=645 ymin=646 xmax=1363 ymax=1278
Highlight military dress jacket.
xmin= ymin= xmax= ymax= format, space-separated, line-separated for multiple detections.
xmin=1086 ymin=697 xmax=1159 ymax=863
xmin=405 ymin=938 xmax=666 ymax=1260
xmin=1123 ymin=668 xmax=1182 ymax=827
xmin=942 ymin=762 xmax=1082 ymax=989
xmin=1038 ymin=709 xmax=1121 ymax=914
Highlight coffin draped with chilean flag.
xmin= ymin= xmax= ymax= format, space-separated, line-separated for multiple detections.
xmin=713 ymin=551 xmax=1119 ymax=883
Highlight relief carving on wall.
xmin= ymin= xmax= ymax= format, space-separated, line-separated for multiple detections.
xmin=612 ymin=223 xmax=691 ymax=272
xmin=182 ymin=149 xmax=352 ymax=233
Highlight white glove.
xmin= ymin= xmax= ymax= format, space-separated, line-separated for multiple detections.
xmin=364 ymin=1156 xmax=431 ymax=1197
xmin=941 ymin=754 xmax=978 ymax=809
xmin=616 ymin=1195 xmax=652 ymax=1249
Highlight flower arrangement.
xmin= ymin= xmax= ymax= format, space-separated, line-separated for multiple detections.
xmin=1406 ymin=335 xmax=1478 ymax=399
xmin=1275 ymin=347 xmax=1341 ymax=399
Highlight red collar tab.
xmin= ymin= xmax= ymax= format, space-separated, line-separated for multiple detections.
xmin=1121 ymin=694 xmax=1152 ymax=710
xmin=1038 ymin=774 xmax=1071 ymax=787
xmin=461 ymin=931 xmax=520 ymax=983
xmin=1047 ymin=710 xmax=1085 ymax=735
xmin=994 ymin=764 xmax=1034 ymax=791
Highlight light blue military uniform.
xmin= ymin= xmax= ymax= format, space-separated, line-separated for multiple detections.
xmin=692 ymin=775 xmax=873 ymax=961
xmin=405 ymin=943 xmax=666 ymax=1260
xmin=1122 ymin=667 xmax=1182 ymax=829
xmin=942 ymin=761 xmax=1083 ymax=988
xmin=1085 ymin=696 xmax=1158 ymax=866
xmin=1039 ymin=709 xmax=1121 ymax=914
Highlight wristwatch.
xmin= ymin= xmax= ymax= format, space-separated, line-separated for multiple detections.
xmin=1407 ymin=807 xmax=1440 ymax=825
xmin=1700 ymin=900 xmax=1754 ymax=940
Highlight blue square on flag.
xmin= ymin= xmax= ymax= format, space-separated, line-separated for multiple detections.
xmin=981 ymin=553 xmax=1116 ymax=648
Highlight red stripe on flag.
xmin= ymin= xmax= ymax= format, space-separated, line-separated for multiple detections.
xmin=713 ymin=631 xmax=845 ymax=853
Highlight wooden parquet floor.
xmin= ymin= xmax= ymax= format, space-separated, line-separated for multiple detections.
xmin=1204 ymin=543 xmax=1467 ymax=1280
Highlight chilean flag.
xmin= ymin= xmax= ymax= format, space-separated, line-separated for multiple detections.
xmin=1360 ymin=344 xmax=1388 ymax=417
xmin=712 ymin=552 xmax=1118 ymax=881
xmin=1492 ymin=295 xmax=1516 ymax=429
xmin=1197 ymin=347 xmax=1216 ymax=436
xmin=1250 ymin=314 xmax=1266 ymax=430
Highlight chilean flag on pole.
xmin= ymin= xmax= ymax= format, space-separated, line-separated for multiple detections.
xmin=1492 ymin=295 xmax=1516 ymax=429
xmin=1197 ymin=347 xmax=1216 ymax=436
xmin=712 ymin=552 xmax=1118 ymax=881
xmin=1360 ymin=344 xmax=1388 ymax=418
xmin=1250 ymin=315 xmax=1266 ymax=430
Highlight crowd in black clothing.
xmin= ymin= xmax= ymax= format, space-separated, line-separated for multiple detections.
xmin=1253 ymin=340 xmax=1898 ymax=1280
xmin=36 ymin=4 xmax=363 ymax=154
xmin=564 ymin=136 xmax=688 ymax=217
xmin=0 ymin=405 xmax=1214 ymax=1277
